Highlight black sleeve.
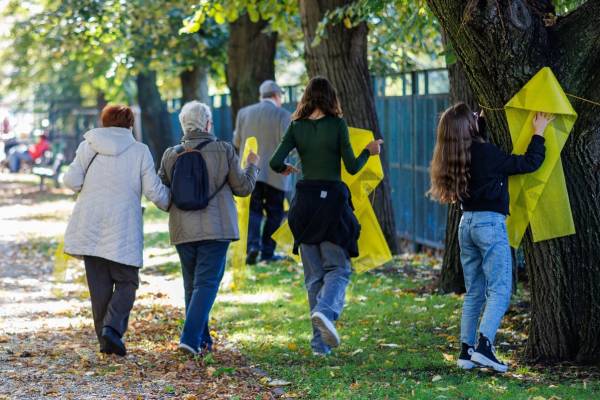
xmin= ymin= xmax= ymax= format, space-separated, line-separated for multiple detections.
xmin=493 ymin=135 xmax=546 ymax=176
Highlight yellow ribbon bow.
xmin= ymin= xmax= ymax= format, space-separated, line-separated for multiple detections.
xmin=505 ymin=67 xmax=577 ymax=248
xmin=229 ymin=136 xmax=258 ymax=290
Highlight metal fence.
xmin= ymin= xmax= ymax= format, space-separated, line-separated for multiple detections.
xmin=374 ymin=69 xmax=450 ymax=248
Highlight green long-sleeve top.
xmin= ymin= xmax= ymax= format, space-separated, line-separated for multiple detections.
xmin=269 ymin=116 xmax=370 ymax=181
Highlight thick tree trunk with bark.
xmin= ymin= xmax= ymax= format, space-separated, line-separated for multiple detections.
xmin=136 ymin=70 xmax=173 ymax=161
xmin=438 ymin=31 xmax=479 ymax=294
xmin=427 ymin=0 xmax=600 ymax=363
xmin=299 ymin=0 xmax=398 ymax=253
xmin=180 ymin=64 xmax=209 ymax=104
xmin=226 ymin=14 xmax=277 ymax=124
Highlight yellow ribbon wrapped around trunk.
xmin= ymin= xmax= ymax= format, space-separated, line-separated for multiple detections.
xmin=272 ymin=127 xmax=392 ymax=273
xmin=229 ymin=137 xmax=258 ymax=290
xmin=505 ymin=67 xmax=577 ymax=248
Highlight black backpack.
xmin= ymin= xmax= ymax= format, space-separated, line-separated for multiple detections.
xmin=170 ymin=140 xmax=227 ymax=211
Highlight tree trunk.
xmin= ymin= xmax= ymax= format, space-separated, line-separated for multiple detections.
xmin=226 ymin=14 xmax=277 ymax=124
xmin=427 ymin=0 xmax=600 ymax=363
xmin=180 ymin=64 xmax=210 ymax=104
xmin=136 ymin=70 xmax=174 ymax=161
xmin=96 ymin=90 xmax=108 ymax=126
xmin=299 ymin=0 xmax=398 ymax=254
xmin=438 ymin=30 xmax=478 ymax=294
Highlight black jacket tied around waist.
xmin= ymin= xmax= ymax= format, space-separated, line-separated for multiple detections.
xmin=288 ymin=180 xmax=361 ymax=258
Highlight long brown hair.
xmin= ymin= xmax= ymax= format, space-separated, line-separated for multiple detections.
xmin=292 ymin=76 xmax=342 ymax=120
xmin=428 ymin=102 xmax=478 ymax=204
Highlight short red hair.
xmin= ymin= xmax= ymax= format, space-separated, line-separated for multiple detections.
xmin=101 ymin=104 xmax=134 ymax=129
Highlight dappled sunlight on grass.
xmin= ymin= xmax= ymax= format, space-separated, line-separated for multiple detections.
xmin=208 ymin=258 xmax=600 ymax=399
xmin=218 ymin=290 xmax=284 ymax=305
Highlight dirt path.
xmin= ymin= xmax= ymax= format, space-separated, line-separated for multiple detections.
xmin=0 ymin=174 xmax=272 ymax=399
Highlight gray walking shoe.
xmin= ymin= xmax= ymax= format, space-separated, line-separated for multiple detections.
xmin=311 ymin=311 xmax=340 ymax=348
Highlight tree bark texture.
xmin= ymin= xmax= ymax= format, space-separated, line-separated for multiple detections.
xmin=226 ymin=14 xmax=277 ymax=125
xmin=180 ymin=64 xmax=210 ymax=104
xmin=427 ymin=0 xmax=600 ymax=363
xmin=136 ymin=70 xmax=174 ymax=161
xmin=299 ymin=0 xmax=398 ymax=254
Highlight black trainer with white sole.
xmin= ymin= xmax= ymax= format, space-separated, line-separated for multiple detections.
xmin=471 ymin=334 xmax=508 ymax=373
xmin=311 ymin=311 xmax=340 ymax=348
xmin=457 ymin=343 xmax=476 ymax=370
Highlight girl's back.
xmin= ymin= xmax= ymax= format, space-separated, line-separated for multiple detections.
xmin=270 ymin=116 xmax=369 ymax=181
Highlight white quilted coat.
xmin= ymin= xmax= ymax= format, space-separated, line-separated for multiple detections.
xmin=63 ymin=127 xmax=170 ymax=267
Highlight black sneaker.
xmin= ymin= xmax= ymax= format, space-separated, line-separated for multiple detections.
xmin=457 ymin=343 xmax=476 ymax=370
xmin=246 ymin=249 xmax=259 ymax=265
xmin=471 ymin=334 xmax=508 ymax=373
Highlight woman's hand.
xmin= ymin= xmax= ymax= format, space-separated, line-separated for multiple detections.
xmin=533 ymin=112 xmax=555 ymax=137
xmin=246 ymin=150 xmax=260 ymax=166
xmin=280 ymin=163 xmax=300 ymax=176
xmin=365 ymin=139 xmax=384 ymax=156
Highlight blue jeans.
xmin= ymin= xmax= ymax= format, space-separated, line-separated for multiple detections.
xmin=248 ymin=182 xmax=285 ymax=259
xmin=459 ymin=211 xmax=512 ymax=346
xmin=175 ymin=240 xmax=230 ymax=351
xmin=300 ymin=242 xmax=352 ymax=353
xmin=8 ymin=150 xmax=32 ymax=173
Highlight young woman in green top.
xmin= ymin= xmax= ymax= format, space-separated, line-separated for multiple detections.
xmin=270 ymin=76 xmax=382 ymax=355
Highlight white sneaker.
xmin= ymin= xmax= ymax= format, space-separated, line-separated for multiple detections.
xmin=311 ymin=311 xmax=340 ymax=348
xmin=178 ymin=342 xmax=198 ymax=356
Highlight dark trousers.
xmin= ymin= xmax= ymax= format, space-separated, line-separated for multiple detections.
xmin=248 ymin=181 xmax=285 ymax=259
xmin=175 ymin=240 xmax=230 ymax=351
xmin=84 ymin=256 xmax=139 ymax=344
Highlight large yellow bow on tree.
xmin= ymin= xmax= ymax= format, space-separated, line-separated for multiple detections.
xmin=505 ymin=67 xmax=577 ymax=248
xmin=271 ymin=127 xmax=393 ymax=273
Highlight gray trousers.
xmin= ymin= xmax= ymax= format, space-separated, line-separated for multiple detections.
xmin=84 ymin=256 xmax=139 ymax=343
xmin=300 ymin=242 xmax=352 ymax=353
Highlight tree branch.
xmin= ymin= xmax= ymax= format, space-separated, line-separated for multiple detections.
xmin=552 ymin=0 xmax=600 ymax=94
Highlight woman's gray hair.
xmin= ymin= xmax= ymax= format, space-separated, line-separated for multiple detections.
xmin=179 ymin=101 xmax=212 ymax=134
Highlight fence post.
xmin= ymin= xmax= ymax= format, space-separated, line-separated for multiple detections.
xmin=411 ymin=71 xmax=419 ymax=252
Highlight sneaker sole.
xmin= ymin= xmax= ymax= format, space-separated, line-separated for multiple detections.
xmin=311 ymin=312 xmax=340 ymax=348
xmin=178 ymin=343 xmax=198 ymax=356
xmin=471 ymin=352 xmax=508 ymax=373
xmin=457 ymin=359 xmax=477 ymax=370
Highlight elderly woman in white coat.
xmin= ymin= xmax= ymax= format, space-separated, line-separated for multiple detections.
xmin=63 ymin=104 xmax=170 ymax=357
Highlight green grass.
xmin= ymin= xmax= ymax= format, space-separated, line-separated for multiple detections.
xmin=143 ymin=205 xmax=600 ymax=399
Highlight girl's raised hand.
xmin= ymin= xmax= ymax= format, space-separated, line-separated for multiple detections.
xmin=533 ymin=112 xmax=555 ymax=137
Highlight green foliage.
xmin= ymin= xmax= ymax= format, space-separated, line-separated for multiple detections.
xmin=311 ymin=0 xmax=442 ymax=73
xmin=181 ymin=0 xmax=298 ymax=35
xmin=553 ymin=0 xmax=587 ymax=14
xmin=1 ymin=0 xmax=228 ymax=108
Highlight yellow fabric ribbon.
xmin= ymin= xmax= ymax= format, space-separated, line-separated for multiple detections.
xmin=505 ymin=67 xmax=577 ymax=248
xmin=272 ymin=127 xmax=393 ymax=273
xmin=229 ymin=136 xmax=258 ymax=290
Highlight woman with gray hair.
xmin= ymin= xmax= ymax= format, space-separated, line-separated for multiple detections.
xmin=159 ymin=101 xmax=259 ymax=355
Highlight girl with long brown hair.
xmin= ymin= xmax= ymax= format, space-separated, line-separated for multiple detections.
xmin=429 ymin=102 xmax=553 ymax=372
xmin=269 ymin=76 xmax=382 ymax=355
